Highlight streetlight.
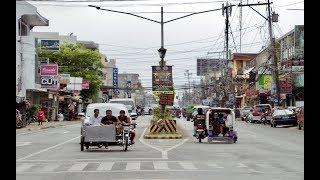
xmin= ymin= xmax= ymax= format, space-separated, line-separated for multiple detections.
xmin=158 ymin=47 xmax=167 ymax=67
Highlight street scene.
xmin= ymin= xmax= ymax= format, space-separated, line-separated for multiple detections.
xmin=16 ymin=0 xmax=303 ymax=179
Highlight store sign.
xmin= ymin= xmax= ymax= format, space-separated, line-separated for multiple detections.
xmin=152 ymin=66 xmax=173 ymax=92
xmin=41 ymin=76 xmax=58 ymax=89
xmin=82 ymin=80 xmax=90 ymax=89
xmin=40 ymin=39 xmax=60 ymax=51
xmin=112 ymin=68 xmax=118 ymax=93
xmin=159 ymin=94 xmax=174 ymax=106
xmin=59 ymin=74 xmax=70 ymax=84
xmin=40 ymin=64 xmax=58 ymax=76
xmin=279 ymin=75 xmax=292 ymax=94
xmin=257 ymin=74 xmax=273 ymax=92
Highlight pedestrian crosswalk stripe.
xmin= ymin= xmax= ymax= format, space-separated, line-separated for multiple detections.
xmin=206 ymin=162 xmax=224 ymax=168
xmin=126 ymin=162 xmax=140 ymax=170
xmin=178 ymin=162 xmax=197 ymax=170
xmin=16 ymin=164 xmax=34 ymax=172
xmin=153 ymin=161 xmax=169 ymax=170
xmin=68 ymin=163 xmax=88 ymax=171
xmin=41 ymin=164 xmax=60 ymax=172
xmin=237 ymin=163 xmax=248 ymax=168
xmin=97 ymin=162 xmax=114 ymax=171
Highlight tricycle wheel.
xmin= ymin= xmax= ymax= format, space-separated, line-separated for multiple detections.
xmin=298 ymin=123 xmax=301 ymax=130
xmin=198 ymin=138 xmax=202 ymax=143
xmin=80 ymin=137 xmax=84 ymax=151
xmin=234 ymin=137 xmax=237 ymax=143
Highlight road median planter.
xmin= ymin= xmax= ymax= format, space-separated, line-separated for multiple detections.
xmin=143 ymin=119 xmax=183 ymax=139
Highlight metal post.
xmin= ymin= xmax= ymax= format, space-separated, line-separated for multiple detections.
xmin=267 ymin=0 xmax=280 ymax=105
xmin=160 ymin=7 xmax=165 ymax=113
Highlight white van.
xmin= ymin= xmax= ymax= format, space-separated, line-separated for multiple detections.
xmin=109 ymin=98 xmax=137 ymax=120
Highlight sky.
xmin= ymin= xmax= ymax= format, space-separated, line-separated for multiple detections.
xmin=26 ymin=0 xmax=304 ymax=94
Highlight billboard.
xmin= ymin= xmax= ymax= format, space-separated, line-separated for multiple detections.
xmin=40 ymin=39 xmax=60 ymax=51
xmin=152 ymin=66 xmax=173 ymax=92
xmin=294 ymin=25 xmax=304 ymax=58
xmin=197 ymin=58 xmax=228 ymax=76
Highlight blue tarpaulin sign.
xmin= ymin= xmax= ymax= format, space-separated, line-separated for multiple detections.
xmin=112 ymin=68 xmax=118 ymax=93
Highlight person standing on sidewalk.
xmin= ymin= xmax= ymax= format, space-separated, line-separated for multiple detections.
xmin=36 ymin=108 xmax=45 ymax=125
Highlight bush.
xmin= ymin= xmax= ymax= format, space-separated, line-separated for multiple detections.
xmin=152 ymin=107 xmax=173 ymax=122
xmin=26 ymin=104 xmax=41 ymax=120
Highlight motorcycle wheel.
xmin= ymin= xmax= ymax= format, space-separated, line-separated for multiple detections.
xmin=80 ymin=137 xmax=84 ymax=151
xmin=123 ymin=136 xmax=128 ymax=151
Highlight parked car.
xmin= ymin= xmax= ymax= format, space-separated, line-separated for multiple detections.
xmin=251 ymin=104 xmax=273 ymax=123
xmin=240 ymin=106 xmax=252 ymax=121
xmin=271 ymin=109 xmax=297 ymax=127
xmin=296 ymin=106 xmax=304 ymax=130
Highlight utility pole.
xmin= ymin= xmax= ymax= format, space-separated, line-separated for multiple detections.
xmin=239 ymin=0 xmax=242 ymax=52
xmin=238 ymin=0 xmax=280 ymax=106
xmin=184 ymin=70 xmax=192 ymax=104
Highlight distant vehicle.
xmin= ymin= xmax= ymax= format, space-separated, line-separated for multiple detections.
xmin=271 ymin=109 xmax=297 ymax=127
xmin=240 ymin=106 xmax=252 ymax=121
xmin=251 ymin=104 xmax=273 ymax=123
xmin=109 ymin=98 xmax=137 ymax=120
xmin=296 ymin=106 xmax=304 ymax=130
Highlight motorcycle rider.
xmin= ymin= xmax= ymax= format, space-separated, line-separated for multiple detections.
xmin=192 ymin=108 xmax=207 ymax=137
xmin=118 ymin=110 xmax=136 ymax=144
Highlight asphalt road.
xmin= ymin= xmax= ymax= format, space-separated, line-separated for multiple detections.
xmin=16 ymin=115 xmax=304 ymax=180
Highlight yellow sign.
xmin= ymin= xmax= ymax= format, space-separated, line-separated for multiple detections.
xmin=263 ymin=75 xmax=272 ymax=90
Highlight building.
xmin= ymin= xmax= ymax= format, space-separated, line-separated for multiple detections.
xmin=278 ymin=25 xmax=304 ymax=107
xmin=231 ymin=53 xmax=258 ymax=107
xmin=100 ymin=58 xmax=118 ymax=102
xmin=16 ymin=1 xmax=49 ymax=102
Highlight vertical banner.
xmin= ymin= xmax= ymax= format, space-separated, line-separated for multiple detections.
xmin=112 ymin=68 xmax=118 ymax=94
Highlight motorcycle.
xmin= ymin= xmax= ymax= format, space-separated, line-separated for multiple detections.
xmin=195 ymin=123 xmax=207 ymax=143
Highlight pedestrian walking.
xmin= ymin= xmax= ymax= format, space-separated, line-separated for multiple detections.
xmin=36 ymin=108 xmax=45 ymax=125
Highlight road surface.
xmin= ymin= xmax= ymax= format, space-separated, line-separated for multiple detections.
xmin=16 ymin=115 xmax=304 ymax=180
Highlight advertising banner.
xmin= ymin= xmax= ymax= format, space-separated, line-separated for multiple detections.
xmin=159 ymin=94 xmax=174 ymax=106
xmin=112 ymin=68 xmax=118 ymax=93
xmin=257 ymin=74 xmax=273 ymax=92
xmin=152 ymin=66 xmax=173 ymax=92
xmin=40 ymin=39 xmax=60 ymax=51
xmin=40 ymin=64 xmax=58 ymax=76
xmin=41 ymin=76 xmax=59 ymax=89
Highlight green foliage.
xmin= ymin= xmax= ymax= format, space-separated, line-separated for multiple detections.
xmin=152 ymin=107 xmax=173 ymax=121
xmin=37 ymin=43 xmax=104 ymax=100
xmin=27 ymin=104 xmax=41 ymax=119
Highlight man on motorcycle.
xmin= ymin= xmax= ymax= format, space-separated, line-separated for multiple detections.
xmin=118 ymin=110 xmax=136 ymax=144
xmin=192 ymin=108 xmax=207 ymax=136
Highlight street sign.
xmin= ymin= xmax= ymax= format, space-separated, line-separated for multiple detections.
xmin=152 ymin=66 xmax=173 ymax=91
xmin=113 ymin=68 xmax=118 ymax=93
xmin=159 ymin=94 xmax=174 ymax=106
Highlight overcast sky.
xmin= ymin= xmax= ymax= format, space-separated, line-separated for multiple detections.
xmin=27 ymin=0 xmax=304 ymax=93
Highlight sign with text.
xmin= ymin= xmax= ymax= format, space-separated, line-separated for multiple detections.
xmin=159 ymin=94 xmax=174 ymax=106
xmin=40 ymin=64 xmax=58 ymax=76
xmin=279 ymin=75 xmax=292 ymax=94
xmin=59 ymin=74 xmax=70 ymax=84
xmin=152 ymin=66 xmax=173 ymax=92
xmin=112 ymin=68 xmax=118 ymax=93
xmin=82 ymin=80 xmax=90 ymax=89
xmin=41 ymin=76 xmax=58 ymax=89
xmin=40 ymin=39 xmax=60 ymax=51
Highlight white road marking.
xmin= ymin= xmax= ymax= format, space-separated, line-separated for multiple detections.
xmin=41 ymin=164 xmax=60 ymax=172
xmin=16 ymin=142 xmax=31 ymax=147
xmin=17 ymin=136 xmax=81 ymax=161
xmin=126 ymin=162 xmax=140 ymax=170
xmin=237 ymin=163 xmax=248 ymax=168
xmin=16 ymin=164 xmax=34 ymax=172
xmin=153 ymin=161 xmax=169 ymax=170
xmin=97 ymin=162 xmax=114 ymax=171
xmin=68 ymin=163 xmax=88 ymax=171
xmin=178 ymin=162 xmax=197 ymax=170
xmin=206 ymin=162 xmax=224 ymax=168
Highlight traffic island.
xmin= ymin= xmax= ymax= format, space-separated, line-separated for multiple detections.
xmin=143 ymin=119 xmax=183 ymax=139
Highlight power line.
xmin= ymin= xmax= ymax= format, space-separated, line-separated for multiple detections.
xmin=277 ymin=1 xmax=304 ymax=7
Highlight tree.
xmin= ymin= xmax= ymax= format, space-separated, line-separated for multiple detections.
xmin=37 ymin=43 xmax=104 ymax=100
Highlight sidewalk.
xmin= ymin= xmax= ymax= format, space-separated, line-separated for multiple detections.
xmin=16 ymin=120 xmax=81 ymax=134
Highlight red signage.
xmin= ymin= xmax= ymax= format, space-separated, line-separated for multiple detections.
xmin=279 ymin=75 xmax=292 ymax=94
xmin=82 ymin=80 xmax=90 ymax=89
xmin=159 ymin=94 xmax=174 ymax=106
xmin=40 ymin=64 xmax=58 ymax=76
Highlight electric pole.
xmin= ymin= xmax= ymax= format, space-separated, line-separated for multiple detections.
xmin=185 ymin=70 xmax=192 ymax=104
xmin=239 ymin=0 xmax=242 ymax=52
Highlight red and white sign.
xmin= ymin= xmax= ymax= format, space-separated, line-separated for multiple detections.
xmin=40 ymin=64 xmax=58 ymax=76
xmin=82 ymin=80 xmax=90 ymax=89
